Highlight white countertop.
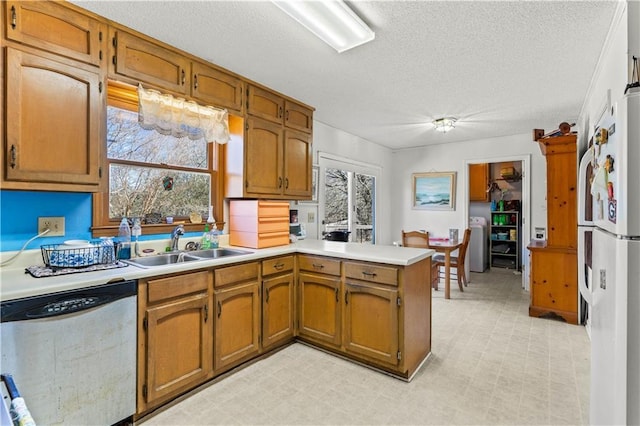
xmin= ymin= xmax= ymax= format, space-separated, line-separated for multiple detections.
xmin=0 ymin=239 xmax=433 ymax=301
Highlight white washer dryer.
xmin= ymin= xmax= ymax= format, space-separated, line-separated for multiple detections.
xmin=469 ymin=217 xmax=488 ymax=272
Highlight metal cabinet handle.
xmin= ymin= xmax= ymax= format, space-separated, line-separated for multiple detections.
xmin=204 ymin=304 xmax=208 ymax=323
xmin=217 ymin=300 xmax=222 ymax=318
xmin=312 ymin=263 xmax=324 ymax=269
xmin=9 ymin=145 xmax=16 ymax=169
xmin=362 ymin=271 xmax=377 ymax=278
xmin=335 ymin=287 xmax=339 ymax=302
xmin=194 ymin=74 xmax=198 ymax=89
xmin=274 ymin=263 xmax=284 ymax=270
xmin=279 ymin=106 xmax=283 ymax=118
xmin=345 ymin=290 xmax=349 ymax=304
xmin=285 ymin=110 xmax=289 ymax=121
xmin=278 ymin=177 xmax=283 ymax=188
xmin=10 ymin=6 xmax=16 ymax=29
xmin=265 ymin=288 xmax=270 ymax=303
xmin=181 ymin=69 xmax=185 ymax=85
xmin=285 ymin=178 xmax=289 ymax=189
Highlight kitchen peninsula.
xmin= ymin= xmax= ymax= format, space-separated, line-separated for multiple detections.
xmin=0 ymin=240 xmax=434 ymax=419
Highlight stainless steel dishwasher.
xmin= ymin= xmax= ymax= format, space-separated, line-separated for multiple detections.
xmin=1 ymin=280 xmax=137 ymax=425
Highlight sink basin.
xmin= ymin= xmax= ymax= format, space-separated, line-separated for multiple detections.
xmin=125 ymin=252 xmax=200 ymax=268
xmin=188 ymin=248 xmax=252 ymax=259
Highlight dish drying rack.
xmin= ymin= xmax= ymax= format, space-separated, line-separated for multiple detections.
xmin=40 ymin=243 xmax=116 ymax=269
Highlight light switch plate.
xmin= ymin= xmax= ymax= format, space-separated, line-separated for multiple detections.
xmin=308 ymin=212 xmax=315 ymax=223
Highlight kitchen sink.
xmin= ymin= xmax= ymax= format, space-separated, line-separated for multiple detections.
xmin=124 ymin=252 xmax=200 ymax=268
xmin=188 ymin=248 xmax=252 ymax=259
xmin=124 ymin=248 xmax=251 ymax=268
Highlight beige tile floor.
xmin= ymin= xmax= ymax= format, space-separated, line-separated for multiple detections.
xmin=142 ymin=269 xmax=590 ymax=425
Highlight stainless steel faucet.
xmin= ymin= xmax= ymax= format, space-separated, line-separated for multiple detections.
xmin=170 ymin=224 xmax=185 ymax=251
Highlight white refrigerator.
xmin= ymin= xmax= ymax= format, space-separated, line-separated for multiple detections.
xmin=579 ymin=90 xmax=640 ymax=425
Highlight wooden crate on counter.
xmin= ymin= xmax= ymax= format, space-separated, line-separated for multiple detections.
xmin=229 ymin=200 xmax=290 ymax=248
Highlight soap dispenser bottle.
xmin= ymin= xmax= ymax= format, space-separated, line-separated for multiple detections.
xmin=132 ymin=218 xmax=142 ymax=257
xmin=201 ymin=224 xmax=211 ymax=249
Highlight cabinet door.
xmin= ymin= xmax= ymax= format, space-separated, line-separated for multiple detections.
xmin=530 ymin=250 xmax=578 ymax=323
xmin=284 ymin=100 xmax=313 ymax=133
xmin=111 ymin=30 xmax=189 ymax=94
xmin=214 ymin=282 xmax=261 ymax=371
xmin=244 ymin=117 xmax=284 ymax=195
xmin=298 ymin=273 xmax=341 ymax=346
xmin=4 ymin=1 xmax=106 ymax=67
xmin=4 ymin=47 xmax=103 ymax=189
xmin=283 ymin=129 xmax=312 ymax=197
xmin=262 ymin=272 xmax=295 ymax=350
xmin=144 ymin=293 xmax=212 ymax=405
xmin=191 ymin=61 xmax=243 ymax=112
xmin=247 ymin=85 xmax=284 ymax=124
xmin=344 ymin=283 xmax=399 ymax=365
xmin=469 ymin=163 xmax=489 ymax=202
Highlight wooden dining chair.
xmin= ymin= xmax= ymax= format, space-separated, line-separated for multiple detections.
xmin=401 ymin=230 xmax=440 ymax=290
xmin=433 ymin=228 xmax=472 ymax=292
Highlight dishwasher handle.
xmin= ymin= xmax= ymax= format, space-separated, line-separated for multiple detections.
xmin=1 ymin=280 xmax=137 ymax=322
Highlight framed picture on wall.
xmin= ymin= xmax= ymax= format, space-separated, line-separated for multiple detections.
xmin=412 ymin=172 xmax=456 ymax=210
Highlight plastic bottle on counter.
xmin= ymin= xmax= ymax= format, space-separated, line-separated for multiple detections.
xmin=210 ymin=227 xmax=219 ymax=249
xmin=132 ymin=218 xmax=142 ymax=257
xmin=117 ymin=218 xmax=131 ymax=260
xmin=201 ymin=224 xmax=211 ymax=249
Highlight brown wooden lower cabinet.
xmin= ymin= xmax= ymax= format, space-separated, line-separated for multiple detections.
xmin=261 ymin=256 xmax=295 ymax=350
xmin=137 ymin=271 xmax=213 ymax=414
xmin=528 ymin=242 xmax=578 ymax=324
xmin=136 ymin=253 xmax=432 ymax=418
xmin=298 ymin=272 xmax=342 ymax=347
xmin=214 ymin=281 xmax=261 ymax=372
xmin=343 ymin=282 xmax=399 ymax=365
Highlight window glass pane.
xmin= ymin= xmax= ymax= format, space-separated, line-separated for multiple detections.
xmin=324 ymin=167 xmax=348 ymax=231
xmin=355 ymin=173 xmax=375 ymax=244
xmin=109 ymin=164 xmax=210 ymax=219
xmin=107 ymin=106 xmax=208 ymax=169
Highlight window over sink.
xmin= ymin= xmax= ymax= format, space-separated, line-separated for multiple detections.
xmin=92 ymin=82 xmax=221 ymax=237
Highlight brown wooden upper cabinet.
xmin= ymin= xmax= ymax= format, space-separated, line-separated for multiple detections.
xmin=109 ymin=29 xmax=190 ymax=95
xmin=3 ymin=46 xmax=104 ymax=191
xmin=469 ymin=163 xmax=490 ymax=202
xmin=191 ymin=61 xmax=243 ymax=113
xmin=247 ymin=84 xmax=313 ymax=133
xmin=4 ymin=1 xmax=106 ymax=67
xmin=109 ymin=30 xmax=245 ymax=114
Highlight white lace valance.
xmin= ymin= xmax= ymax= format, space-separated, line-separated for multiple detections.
xmin=137 ymin=84 xmax=230 ymax=144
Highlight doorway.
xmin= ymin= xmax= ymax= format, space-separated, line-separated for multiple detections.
xmin=318 ymin=153 xmax=380 ymax=244
xmin=465 ymin=155 xmax=531 ymax=290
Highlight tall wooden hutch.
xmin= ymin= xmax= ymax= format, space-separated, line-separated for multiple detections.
xmin=528 ymin=133 xmax=578 ymax=324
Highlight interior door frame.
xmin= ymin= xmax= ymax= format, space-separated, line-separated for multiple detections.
xmin=318 ymin=152 xmax=381 ymax=244
xmin=463 ymin=155 xmax=531 ymax=290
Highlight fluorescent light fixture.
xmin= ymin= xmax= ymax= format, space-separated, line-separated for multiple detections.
xmin=433 ymin=117 xmax=457 ymax=133
xmin=272 ymin=0 xmax=375 ymax=53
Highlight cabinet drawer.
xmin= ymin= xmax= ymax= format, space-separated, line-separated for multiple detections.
xmin=214 ymin=262 xmax=260 ymax=289
xmin=262 ymin=256 xmax=294 ymax=276
xmin=147 ymin=271 xmax=210 ymax=303
xmin=344 ymin=262 xmax=398 ymax=287
xmin=229 ymin=216 xmax=288 ymax=233
xmin=298 ymin=255 xmax=341 ymax=276
xmin=229 ymin=231 xmax=290 ymax=249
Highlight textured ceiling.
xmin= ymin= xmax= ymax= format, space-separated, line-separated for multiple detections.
xmin=71 ymin=1 xmax=618 ymax=150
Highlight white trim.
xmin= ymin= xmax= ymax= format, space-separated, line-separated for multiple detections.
xmin=463 ymin=154 xmax=531 ymax=291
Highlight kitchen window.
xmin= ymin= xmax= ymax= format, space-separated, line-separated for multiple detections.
xmin=92 ymin=82 xmax=222 ymax=237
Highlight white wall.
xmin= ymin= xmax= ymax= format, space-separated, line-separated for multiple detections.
xmin=390 ymin=132 xmax=546 ymax=245
xmin=292 ymin=121 xmax=394 ymax=243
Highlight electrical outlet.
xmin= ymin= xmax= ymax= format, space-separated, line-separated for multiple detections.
xmin=38 ymin=217 xmax=65 ymax=237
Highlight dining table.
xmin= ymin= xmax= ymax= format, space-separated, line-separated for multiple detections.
xmin=429 ymin=238 xmax=463 ymax=299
